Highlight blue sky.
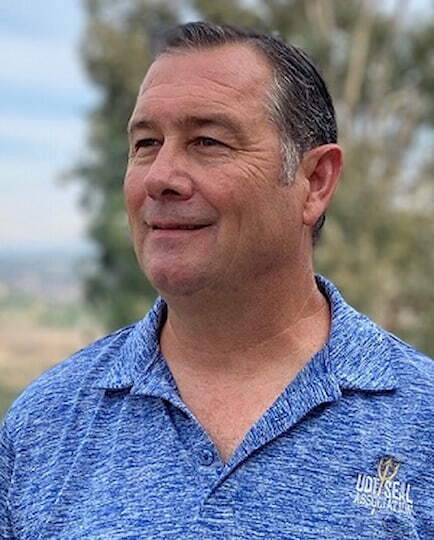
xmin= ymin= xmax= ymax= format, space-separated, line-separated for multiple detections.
xmin=1 ymin=1 xmax=98 ymax=251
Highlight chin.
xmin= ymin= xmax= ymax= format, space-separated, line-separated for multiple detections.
xmin=145 ymin=266 xmax=211 ymax=298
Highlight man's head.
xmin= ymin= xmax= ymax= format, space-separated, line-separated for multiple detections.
xmin=125 ymin=22 xmax=342 ymax=298
xmin=155 ymin=22 xmax=338 ymax=243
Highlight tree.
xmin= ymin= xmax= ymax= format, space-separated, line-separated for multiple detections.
xmin=75 ymin=0 xmax=181 ymax=327
xmin=75 ymin=0 xmax=434 ymax=355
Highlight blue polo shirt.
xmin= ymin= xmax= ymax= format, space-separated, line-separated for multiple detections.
xmin=1 ymin=277 xmax=433 ymax=539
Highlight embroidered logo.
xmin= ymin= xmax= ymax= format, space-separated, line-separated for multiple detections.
xmin=353 ymin=457 xmax=414 ymax=516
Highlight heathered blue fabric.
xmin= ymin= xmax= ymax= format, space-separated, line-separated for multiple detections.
xmin=1 ymin=276 xmax=433 ymax=539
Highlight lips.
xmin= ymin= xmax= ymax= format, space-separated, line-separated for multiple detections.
xmin=148 ymin=222 xmax=211 ymax=230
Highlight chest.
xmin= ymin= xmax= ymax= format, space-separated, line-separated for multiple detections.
xmin=13 ymin=421 xmax=420 ymax=540
xmin=178 ymin=383 xmax=289 ymax=462
xmin=9 ymin=392 xmax=424 ymax=540
xmin=186 ymin=403 xmax=259 ymax=463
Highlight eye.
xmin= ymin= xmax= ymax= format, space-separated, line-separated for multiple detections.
xmin=195 ymin=137 xmax=223 ymax=147
xmin=135 ymin=138 xmax=160 ymax=151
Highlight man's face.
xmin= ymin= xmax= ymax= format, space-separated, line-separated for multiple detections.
xmin=125 ymin=44 xmax=306 ymax=297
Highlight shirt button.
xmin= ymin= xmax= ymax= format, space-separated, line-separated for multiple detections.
xmin=199 ymin=448 xmax=214 ymax=466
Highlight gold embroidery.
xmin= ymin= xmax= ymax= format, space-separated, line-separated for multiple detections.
xmin=370 ymin=456 xmax=401 ymax=514
xmin=376 ymin=456 xmax=401 ymax=497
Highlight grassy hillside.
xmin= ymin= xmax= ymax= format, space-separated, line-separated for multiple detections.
xmin=0 ymin=299 xmax=101 ymax=419
xmin=0 ymin=246 xmax=102 ymax=419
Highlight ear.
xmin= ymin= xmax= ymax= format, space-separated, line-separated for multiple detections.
xmin=297 ymin=144 xmax=343 ymax=228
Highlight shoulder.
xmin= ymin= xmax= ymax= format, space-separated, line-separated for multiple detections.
xmin=367 ymin=327 xmax=434 ymax=452
xmin=320 ymin=274 xmax=434 ymax=397
xmin=2 ymin=296 xmax=166 ymax=445
xmin=2 ymin=323 xmax=137 ymax=438
xmin=387 ymin=331 xmax=434 ymax=399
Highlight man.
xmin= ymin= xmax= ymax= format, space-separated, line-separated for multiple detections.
xmin=1 ymin=21 xmax=432 ymax=539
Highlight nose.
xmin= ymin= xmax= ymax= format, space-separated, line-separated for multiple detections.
xmin=143 ymin=142 xmax=194 ymax=201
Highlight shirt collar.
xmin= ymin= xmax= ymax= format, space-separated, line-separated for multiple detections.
xmin=317 ymin=275 xmax=397 ymax=391
xmin=96 ymin=276 xmax=398 ymax=394
xmin=95 ymin=296 xmax=167 ymax=392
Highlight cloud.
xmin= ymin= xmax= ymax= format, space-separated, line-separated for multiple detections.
xmin=0 ymin=156 xmax=87 ymax=247
xmin=0 ymin=33 xmax=96 ymax=107
xmin=0 ymin=114 xmax=88 ymax=163
xmin=0 ymin=3 xmax=97 ymax=249
xmin=0 ymin=114 xmax=90 ymax=247
xmin=1 ymin=114 xmax=89 ymax=246
xmin=0 ymin=184 xmax=87 ymax=247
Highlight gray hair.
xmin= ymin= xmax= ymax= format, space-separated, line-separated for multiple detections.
xmin=155 ymin=22 xmax=338 ymax=244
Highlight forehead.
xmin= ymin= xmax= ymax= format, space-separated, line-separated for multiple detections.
xmin=142 ymin=43 xmax=272 ymax=91
xmin=132 ymin=44 xmax=274 ymax=124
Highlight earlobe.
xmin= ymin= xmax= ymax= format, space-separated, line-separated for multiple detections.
xmin=301 ymin=144 xmax=343 ymax=227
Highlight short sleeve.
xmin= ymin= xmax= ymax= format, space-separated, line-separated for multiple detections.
xmin=0 ymin=417 xmax=15 ymax=539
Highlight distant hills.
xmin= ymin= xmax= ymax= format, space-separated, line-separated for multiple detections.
xmin=0 ymin=244 xmax=96 ymax=304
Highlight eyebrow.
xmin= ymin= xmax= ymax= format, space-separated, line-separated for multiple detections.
xmin=127 ymin=113 xmax=245 ymax=138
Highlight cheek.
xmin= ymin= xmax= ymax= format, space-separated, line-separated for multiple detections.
xmin=124 ymin=168 xmax=145 ymax=214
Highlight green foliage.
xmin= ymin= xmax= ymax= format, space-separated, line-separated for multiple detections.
xmin=75 ymin=0 xmax=182 ymax=329
xmin=75 ymin=0 xmax=434 ymax=355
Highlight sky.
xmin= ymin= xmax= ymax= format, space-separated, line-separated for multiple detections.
xmin=0 ymin=1 xmax=98 ymax=252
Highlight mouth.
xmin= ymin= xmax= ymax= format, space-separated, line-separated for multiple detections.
xmin=149 ymin=223 xmax=212 ymax=231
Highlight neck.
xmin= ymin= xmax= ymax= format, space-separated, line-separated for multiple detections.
xmin=160 ymin=266 xmax=330 ymax=379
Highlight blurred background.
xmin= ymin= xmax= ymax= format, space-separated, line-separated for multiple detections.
xmin=1 ymin=0 xmax=433 ymax=419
